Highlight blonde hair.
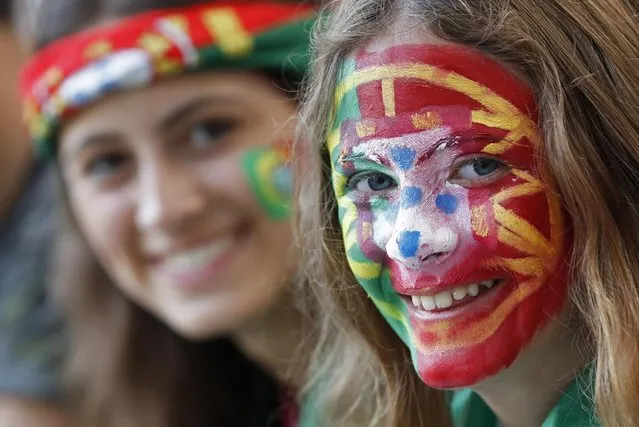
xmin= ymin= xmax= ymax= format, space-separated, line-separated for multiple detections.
xmin=297 ymin=0 xmax=639 ymax=425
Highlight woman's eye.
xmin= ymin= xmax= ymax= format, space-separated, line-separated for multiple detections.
xmin=189 ymin=119 xmax=235 ymax=148
xmin=452 ymin=156 xmax=509 ymax=184
xmin=348 ymin=172 xmax=396 ymax=193
xmin=85 ymin=153 xmax=129 ymax=178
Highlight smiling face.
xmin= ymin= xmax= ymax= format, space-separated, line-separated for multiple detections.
xmin=60 ymin=71 xmax=296 ymax=339
xmin=329 ymin=39 xmax=572 ymax=388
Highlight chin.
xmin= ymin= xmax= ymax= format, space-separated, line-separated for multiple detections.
xmin=159 ymin=309 xmax=231 ymax=341
xmin=159 ymin=300 xmax=263 ymax=341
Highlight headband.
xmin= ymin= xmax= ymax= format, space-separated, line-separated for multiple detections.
xmin=20 ymin=2 xmax=315 ymax=157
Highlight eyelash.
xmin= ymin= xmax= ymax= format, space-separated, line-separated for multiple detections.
xmin=449 ymin=155 xmax=510 ymax=186
xmin=187 ymin=118 xmax=238 ymax=147
xmin=346 ymin=170 xmax=397 ymax=192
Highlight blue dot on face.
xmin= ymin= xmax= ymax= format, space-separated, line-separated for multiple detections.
xmin=390 ymin=146 xmax=417 ymax=171
xmin=398 ymin=230 xmax=421 ymax=258
xmin=436 ymin=193 xmax=459 ymax=214
xmin=401 ymin=186 xmax=423 ymax=208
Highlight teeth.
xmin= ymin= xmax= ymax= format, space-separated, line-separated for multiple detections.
xmin=467 ymin=284 xmax=480 ymax=297
xmin=420 ymin=296 xmax=437 ymax=310
xmin=482 ymin=280 xmax=496 ymax=289
xmin=409 ymin=280 xmax=500 ymax=312
xmin=163 ymin=238 xmax=234 ymax=273
xmin=452 ymin=287 xmax=467 ymax=300
xmin=412 ymin=296 xmax=420 ymax=307
xmin=434 ymin=292 xmax=453 ymax=309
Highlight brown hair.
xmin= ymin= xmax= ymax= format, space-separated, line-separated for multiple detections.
xmin=32 ymin=1 xmax=304 ymax=427
xmin=297 ymin=0 xmax=639 ymax=425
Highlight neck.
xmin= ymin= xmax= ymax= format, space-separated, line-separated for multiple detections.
xmin=472 ymin=314 xmax=587 ymax=427
xmin=232 ymin=287 xmax=310 ymax=389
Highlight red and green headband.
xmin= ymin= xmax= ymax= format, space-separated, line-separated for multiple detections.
xmin=20 ymin=2 xmax=315 ymax=157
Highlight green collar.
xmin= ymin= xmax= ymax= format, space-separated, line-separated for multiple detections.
xmin=448 ymin=366 xmax=600 ymax=427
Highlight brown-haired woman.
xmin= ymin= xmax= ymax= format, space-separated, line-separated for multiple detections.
xmin=20 ymin=1 xmax=315 ymax=426
xmin=297 ymin=0 xmax=638 ymax=426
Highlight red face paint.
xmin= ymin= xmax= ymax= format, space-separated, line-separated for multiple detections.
xmin=331 ymin=44 xmax=572 ymax=388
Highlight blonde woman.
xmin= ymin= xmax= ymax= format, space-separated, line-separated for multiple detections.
xmin=297 ymin=0 xmax=638 ymax=426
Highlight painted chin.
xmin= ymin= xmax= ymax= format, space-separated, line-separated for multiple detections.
xmin=397 ymin=271 xmax=568 ymax=389
xmin=151 ymin=222 xmax=253 ymax=294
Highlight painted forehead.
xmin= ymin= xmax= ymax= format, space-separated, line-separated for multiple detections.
xmin=331 ymin=44 xmax=538 ymax=156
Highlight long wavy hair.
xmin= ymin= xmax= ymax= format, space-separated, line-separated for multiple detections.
xmin=29 ymin=1 xmax=311 ymax=426
xmin=297 ymin=0 xmax=639 ymax=426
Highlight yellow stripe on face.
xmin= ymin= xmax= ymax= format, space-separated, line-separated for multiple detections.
xmin=415 ymin=276 xmax=544 ymax=352
xmin=334 ymin=64 xmax=538 ymax=143
xmin=381 ymin=79 xmax=396 ymax=117
xmin=327 ymin=128 xmax=341 ymax=155
xmin=340 ymin=198 xmax=358 ymax=236
xmin=471 ymin=205 xmax=490 ymax=237
xmin=255 ymin=151 xmax=285 ymax=204
xmin=370 ymin=295 xmax=409 ymax=328
xmin=494 ymin=204 xmax=553 ymax=256
xmin=348 ymin=259 xmax=381 ymax=281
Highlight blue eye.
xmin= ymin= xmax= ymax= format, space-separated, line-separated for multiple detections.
xmin=348 ymin=172 xmax=396 ymax=192
xmin=453 ymin=157 xmax=508 ymax=184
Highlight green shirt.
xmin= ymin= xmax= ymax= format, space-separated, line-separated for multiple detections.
xmin=448 ymin=367 xmax=600 ymax=427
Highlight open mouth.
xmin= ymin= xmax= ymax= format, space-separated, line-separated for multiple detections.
xmin=404 ymin=279 xmax=505 ymax=313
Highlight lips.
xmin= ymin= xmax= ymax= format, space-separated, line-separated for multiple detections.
xmin=148 ymin=223 xmax=252 ymax=290
xmin=162 ymin=237 xmax=236 ymax=274
xmin=389 ymin=259 xmax=517 ymax=326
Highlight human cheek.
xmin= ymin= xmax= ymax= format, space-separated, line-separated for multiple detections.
xmin=238 ymin=146 xmax=293 ymax=222
xmin=72 ymin=187 xmax=137 ymax=277
xmin=468 ymin=170 xmax=554 ymax=261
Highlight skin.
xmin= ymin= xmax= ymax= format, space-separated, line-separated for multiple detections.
xmin=329 ymin=24 xmax=583 ymax=426
xmin=60 ymin=72 xmax=298 ymax=345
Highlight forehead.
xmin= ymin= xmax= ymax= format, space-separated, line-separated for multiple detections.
xmin=330 ymin=43 xmax=538 ymax=157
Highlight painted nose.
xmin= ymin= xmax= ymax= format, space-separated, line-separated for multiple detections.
xmin=391 ymin=226 xmax=458 ymax=269
xmin=387 ymin=191 xmax=459 ymax=270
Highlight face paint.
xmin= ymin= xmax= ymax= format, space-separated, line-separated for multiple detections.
xmin=329 ymin=44 xmax=572 ymax=388
xmin=242 ymin=144 xmax=292 ymax=221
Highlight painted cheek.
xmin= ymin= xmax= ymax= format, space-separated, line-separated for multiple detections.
xmin=241 ymin=147 xmax=292 ymax=221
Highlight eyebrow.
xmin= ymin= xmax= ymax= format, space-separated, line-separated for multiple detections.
xmin=60 ymin=131 xmax=123 ymax=168
xmin=62 ymin=95 xmax=242 ymax=163
xmin=340 ymin=133 xmax=501 ymax=166
xmin=158 ymin=96 xmax=239 ymax=133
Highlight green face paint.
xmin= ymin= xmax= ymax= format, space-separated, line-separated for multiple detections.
xmin=242 ymin=146 xmax=292 ymax=221
xmin=328 ymin=57 xmax=414 ymax=352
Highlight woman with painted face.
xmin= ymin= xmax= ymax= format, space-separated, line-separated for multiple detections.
xmin=297 ymin=0 xmax=638 ymax=426
xmin=20 ymin=1 xmax=314 ymax=426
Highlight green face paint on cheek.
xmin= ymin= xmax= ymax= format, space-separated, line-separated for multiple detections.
xmin=329 ymin=58 xmax=414 ymax=349
xmin=242 ymin=146 xmax=292 ymax=221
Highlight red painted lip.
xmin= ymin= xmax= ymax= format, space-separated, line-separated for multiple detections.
xmin=388 ymin=258 xmax=514 ymax=297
